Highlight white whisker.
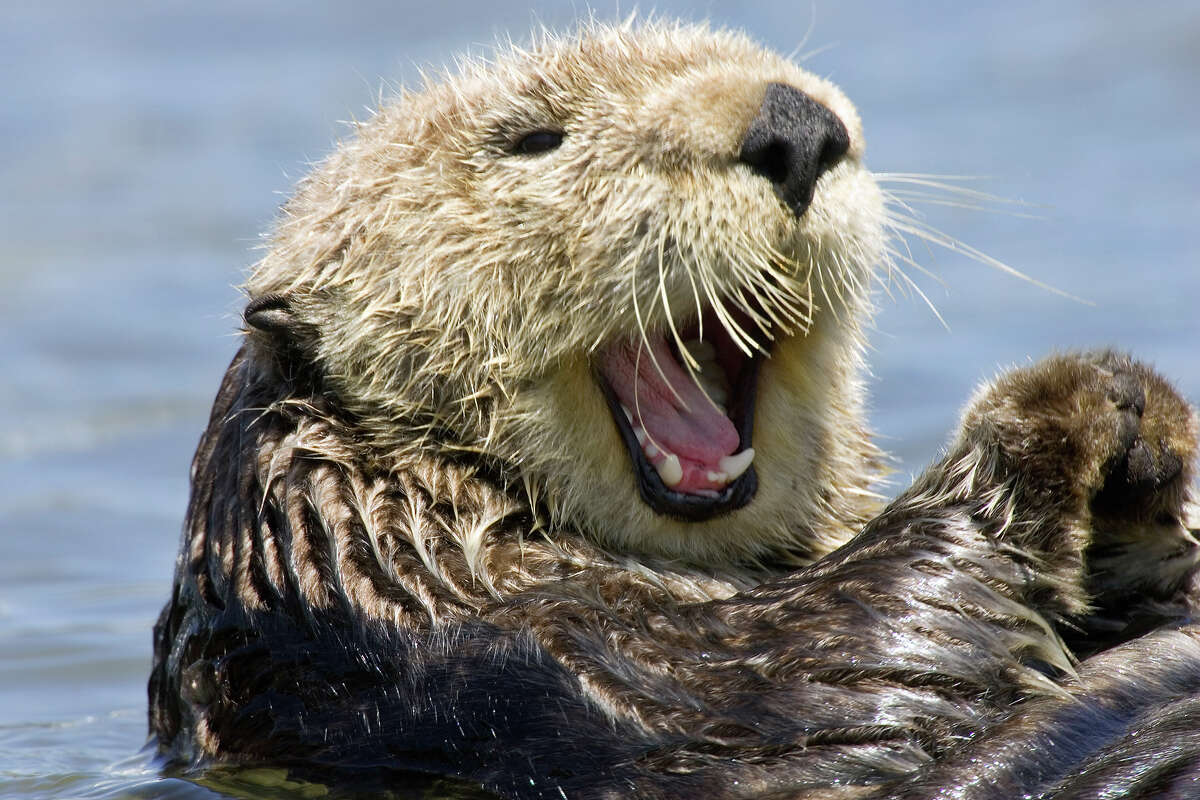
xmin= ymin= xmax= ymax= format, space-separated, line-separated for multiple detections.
xmin=629 ymin=231 xmax=687 ymax=408
xmin=888 ymin=254 xmax=950 ymax=330
xmin=658 ymin=223 xmax=695 ymax=374
xmin=880 ymin=236 xmax=950 ymax=289
xmin=884 ymin=213 xmax=1087 ymax=303
xmin=877 ymin=173 xmax=1043 ymax=216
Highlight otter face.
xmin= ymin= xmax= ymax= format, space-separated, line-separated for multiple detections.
xmin=592 ymin=81 xmax=851 ymax=523
xmin=246 ymin=23 xmax=887 ymax=566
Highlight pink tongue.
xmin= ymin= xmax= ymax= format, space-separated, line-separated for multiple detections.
xmin=599 ymin=334 xmax=740 ymax=466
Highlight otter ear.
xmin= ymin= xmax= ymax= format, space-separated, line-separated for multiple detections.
xmin=244 ymin=292 xmax=321 ymax=366
xmin=243 ymin=292 xmax=326 ymax=383
xmin=244 ymin=293 xmax=297 ymax=337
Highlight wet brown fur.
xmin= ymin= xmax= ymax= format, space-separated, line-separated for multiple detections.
xmin=151 ymin=21 xmax=1200 ymax=800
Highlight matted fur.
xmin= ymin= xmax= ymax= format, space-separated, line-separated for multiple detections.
xmin=151 ymin=21 xmax=1200 ymax=800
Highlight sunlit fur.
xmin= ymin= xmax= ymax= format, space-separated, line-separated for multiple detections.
xmin=244 ymin=20 xmax=885 ymax=566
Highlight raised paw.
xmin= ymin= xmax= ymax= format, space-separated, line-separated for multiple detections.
xmin=1083 ymin=354 xmax=1200 ymax=622
xmin=960 ymin=350 xmax=1195 ymax=519
xmin=958 ymin=351 xmax=1199 ymax=635
xmin=1093 ymin=359 xmax=1189 ymax=517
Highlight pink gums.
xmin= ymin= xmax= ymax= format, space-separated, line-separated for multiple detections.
xmin=599 ymin=334 xmax=741 ymax=494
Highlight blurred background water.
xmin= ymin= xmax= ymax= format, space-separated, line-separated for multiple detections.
xmin=1 ymin=2 xmax=1196 ymax=797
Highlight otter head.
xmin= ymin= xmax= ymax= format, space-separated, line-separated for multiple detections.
xmin=244 ymin=22 xmax=886 ymax=566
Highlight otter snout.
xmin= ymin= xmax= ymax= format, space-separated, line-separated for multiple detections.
xmin=739 ymin=82 xmax=850 ymax=218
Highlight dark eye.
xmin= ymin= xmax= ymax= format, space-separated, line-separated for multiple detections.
xmin=512 ymin=130 xmax=564 ymax=155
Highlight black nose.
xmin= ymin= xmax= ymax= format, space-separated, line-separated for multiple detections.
xmin=738 ymin=83 xmax=850 ymax=218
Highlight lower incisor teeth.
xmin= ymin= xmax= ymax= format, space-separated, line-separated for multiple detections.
xmin=656 ymin=453 xmax=683 ymax=487
xmin=718 ymin=448 xmax=755 ymax=480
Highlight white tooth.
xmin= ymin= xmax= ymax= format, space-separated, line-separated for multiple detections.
xmin=621 ymin=404 xmax=633 ymax=422
xmin=706 ymin=470 xmax=728 ymax=484
xmin=656 ymin=453 xmax=683 ymax=487
xmin=645 ymin=442 xmax=659 ymax=459
xmin=718 ymin=448 xmax=755 ymax=480
xmin=634 ymin=426 xmax=646 ymax=445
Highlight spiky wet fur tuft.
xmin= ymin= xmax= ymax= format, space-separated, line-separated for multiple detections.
xmin=151 ymin=345 xmax=1200 ymax=798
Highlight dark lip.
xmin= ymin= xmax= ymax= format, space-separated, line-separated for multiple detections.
xmin=596 ymin=346 xmax=763 ymax=522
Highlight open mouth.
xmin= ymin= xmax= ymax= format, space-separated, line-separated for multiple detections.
xmin=597 ymin=307 xmax=767 ymax=521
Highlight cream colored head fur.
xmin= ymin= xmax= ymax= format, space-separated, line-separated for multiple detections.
xmin=245 ymin=20 xmax=887 ymax=566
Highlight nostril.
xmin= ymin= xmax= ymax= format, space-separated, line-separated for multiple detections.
xmin=818 ymin=134 xmax=846 ymax=170
xmin=738 ymin=82 xmax=850 ymax=218
xmin=743 ymin=140 xmax=791 ymax=186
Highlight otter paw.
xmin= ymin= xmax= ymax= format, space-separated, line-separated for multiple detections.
xmin=953 ymin=352 xmax=1198 ymax=625
xmin=1064 ymin=356 xmax=1199 ymax=643
xmin=1090 ymin=353 xmax=1194 ymax=517
xmin=962 ymin=351 xmax=1196 ymax=515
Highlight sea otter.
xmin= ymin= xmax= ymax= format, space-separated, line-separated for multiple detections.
xmin=149 ymin=21 xmax=1200 ymax=799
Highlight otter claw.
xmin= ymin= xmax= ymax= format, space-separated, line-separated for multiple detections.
xmin=1107 ymin=371 xmax=1146 ymax=416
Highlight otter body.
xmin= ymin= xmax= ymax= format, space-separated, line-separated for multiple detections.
xmin=151 ymin=22 xmax=1200 ymax=799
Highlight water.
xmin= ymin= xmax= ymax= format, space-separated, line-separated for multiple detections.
xmin=2 ymin=2 xmax=1196 ymax=797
